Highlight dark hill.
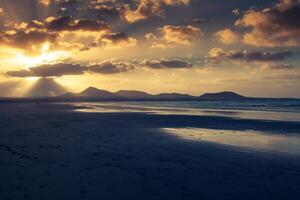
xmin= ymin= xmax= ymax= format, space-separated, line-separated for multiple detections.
xmin=115 ymin=90 xmax=153 ymax=98
xmin=62 ymin=87 xmax=117 ymax=99
xmin=199 ymin=91 xmax=245 ymax=100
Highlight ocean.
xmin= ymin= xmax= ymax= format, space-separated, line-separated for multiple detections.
xmin=74 ymin=99 xmax=300 ymax=122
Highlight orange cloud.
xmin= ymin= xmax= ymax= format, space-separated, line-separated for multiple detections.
xmin=0 ymin=7 xmax=5 ymax=17
xmin=120 ymin=0 xmax=190 ymax=23
xmin=146 ymin=25 xmax=203 ymax=48
xmin=214 ymin=28 xmax=240 ymax=44
xmin=235 ymin=0 xmax=300 ymax=47
xmin=38 ymin=0 xmax=51 ymax=6
xmin=0 ymin=16 xmax=136 ymax=55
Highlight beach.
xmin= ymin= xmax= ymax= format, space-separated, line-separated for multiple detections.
xmin=0 ymin=102 xmax=300 ymax=200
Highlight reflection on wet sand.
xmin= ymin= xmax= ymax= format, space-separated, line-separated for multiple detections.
xmin=163 ymin=128 xmax=300 ymax=155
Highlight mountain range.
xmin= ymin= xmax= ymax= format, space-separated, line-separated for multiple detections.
xmin=59 ymin=86 xmax=245 ymax=100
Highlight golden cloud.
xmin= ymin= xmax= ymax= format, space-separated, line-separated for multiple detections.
xmin=38 ymin=0 xmax=51 ymax=6
xmin=121 ymin=0 xmax=164 ymax=23
xmin=214 ymin=28 xmax=240 ymax=44
xmin=235 ymin=0 xmax=300 ymax=47
xmin=117 ymin=0 xmax=190 ymax=23
xmin=146 ymin=25 xmax=203 ymax=48
xmin=0 ymin=16 xmax=136 ymax=55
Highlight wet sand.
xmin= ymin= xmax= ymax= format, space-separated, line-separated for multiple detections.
xmin=0 ymin=102 xmax=300 ymax=200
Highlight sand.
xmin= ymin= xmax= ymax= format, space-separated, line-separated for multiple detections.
xmin=0 ymin=102 xmax=300 ymax=200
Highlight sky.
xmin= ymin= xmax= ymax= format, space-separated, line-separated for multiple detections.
xmin=0 ymin=0 xmax=299 ymax=97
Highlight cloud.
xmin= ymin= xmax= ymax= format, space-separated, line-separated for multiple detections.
xmin=0 ymin=15 xmax=136 ymax=54
xmin=6 ymin=61 xmax=136 ymax=77
xmin=260 ymin=62 xmax=294 ymax=70
xmin=88 ymin=3 xmax=120 ymax=18
xmin=232 ymin=9 xmax=240 ymax=15
xmin=120 ymin=0 xmax=165 ymax=23
xmin=46 ymin=16 xmax=109 ymax=32
xmin=6 ymin=63 xmax=86 ymax=77
xmin=185 ymin=18 xmax=206 ymax=25
xmin=99 ymin=32 xmax=137 ymax=48
xmin=0 ymin=29 xmax=58 ymax=55
xmin=6 ymin=58 xmax=194 ymax=79
xmin=89 ymin=61 xmax=135 ymax=74
xmin=38 ymin=0 xmax=50 ymax=6
xmin=146 ymin=25 xmax=203 ymax=48
xmin=214 ymin=28 xmax=240 ymax=44
xmin=235 ymin=0 xmax=300 ymax=47
xmin=141 ymin=59 xmax=193 ymax=69
xmin=207 ymin=48 xmax=292 ymax=63
xmin=87 ymin=0 xmax=190 ymax=23
xmin=162 ymin=0 xmax=190 ymax=5
xmin=121 ymin=0 xmax=190 ymax=23
xmin=0 ymin=7 xmax=5 ymax=17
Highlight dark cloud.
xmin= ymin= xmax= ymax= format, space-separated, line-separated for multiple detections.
xmin=6 ymin=63 xmax=86 ymax=77
xmin=0 ymin=15 xmax=137 ymax=54
xmin=6 ymin=61 xmax=135 ymax=77
xmin=0 ymin=29 xmax=58 ymax=55
xmin=22 ymin=16 xmax=109 ymax=32
xmin=99 ymin=32 xmax=136 ymax=47
xmin=141 ymin=59 xmax=193 ymax=69
xmin=101 ymin=32 xmax=129 ymax=42
xmin=6 ymin=69 xmax=35 ymax=78
xmin=46 ymin=16 xmax=109 ymax=32
xmin=89 ymin=4 xmax=120 ymax=18
xmin=89 ymin=61 xmax=135 ymax=74
xmin=207 ymin=48 xmax=292 ymax=63
xmin=6 ymin=59 xmax=194 ymax=78
xmin=57 ymin=0 xmax=81 ymax=8
xmin=0 ymin=0 xmax=56 ymax=22
xmin=235 ymin=0 xmax=300 ymax=47
xmin=185 ymin=18 xmax=206 ymax=25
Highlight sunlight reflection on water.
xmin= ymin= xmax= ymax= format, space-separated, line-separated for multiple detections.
xmin=163 ymin=128 xmax=300 ymax=155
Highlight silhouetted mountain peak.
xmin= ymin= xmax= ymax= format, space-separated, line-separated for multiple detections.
xmin=84 ymin=86 xmax=98 ymax=91
xmin=59 ymin=87 xmax=246 ymax=100
xmin=78 ymin=87 xmax=116 ymax=98
xmin=115 ymin=90 xmax=152 ymax=98
xmin=155 ymin=93 xmax=195 ymax=99
xmin=199 ymin=91 xmax=244 ymax=99
xmin=81 ymin=87 xmax=105 ymax=94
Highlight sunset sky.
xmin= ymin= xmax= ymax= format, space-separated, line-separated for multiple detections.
xmin=0 ymin=0 xmax=300 ymax=97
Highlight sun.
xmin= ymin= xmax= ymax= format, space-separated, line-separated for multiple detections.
xmin=15 ymin=43 xmax=70 ymax=68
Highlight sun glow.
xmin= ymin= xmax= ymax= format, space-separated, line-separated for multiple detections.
xmin=14 ymin=43 xmax=70 ymax=68
xmin=26 ymin=77 xmax=40 ymax=82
